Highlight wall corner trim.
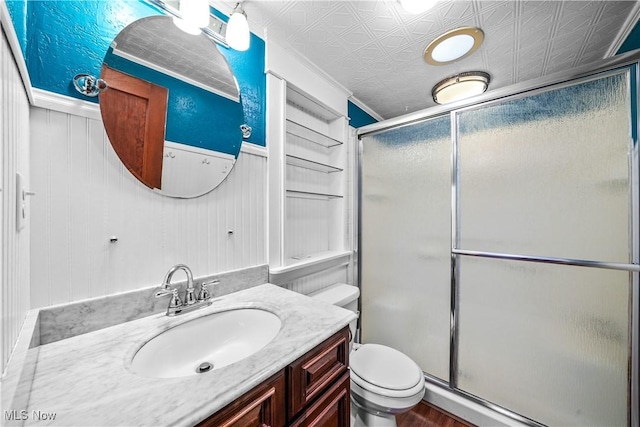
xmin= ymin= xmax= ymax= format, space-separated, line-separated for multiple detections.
xmin=32 ymin=88 xmax=102 ymax=120
xmin=0 ymin=0 xmax=34 ymax=104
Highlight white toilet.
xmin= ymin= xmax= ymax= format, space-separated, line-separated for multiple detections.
xmin=309 ymin=284 xmax=425 ymax=427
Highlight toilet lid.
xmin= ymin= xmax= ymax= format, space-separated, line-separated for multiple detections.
xmin=350 ymin=344 xmax=422 ymax=391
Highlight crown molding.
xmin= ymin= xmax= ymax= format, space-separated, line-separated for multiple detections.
xmin=605 ymin=0 xmax=640 ymax=58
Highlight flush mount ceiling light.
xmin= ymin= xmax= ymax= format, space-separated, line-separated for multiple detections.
xmin=398 ymin=0 xmax=438 ymax=14
xmin=432 ymin=71 xmax=490 ymax=105
xmin=424 ymin=27 xmax=484 ymax=65
xmin=173 ymin=0 xmax=210 ymax=35
xmin=227 ymin=2 xmax=250 ymax=51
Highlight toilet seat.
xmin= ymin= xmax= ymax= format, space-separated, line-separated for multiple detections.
xmin=350 ymin=344 xmax=425 ymax=399
xmin=351 ymin=369 xmax=425 ymax=399
xmin=350 ymin=377 xmax=425 ymax=416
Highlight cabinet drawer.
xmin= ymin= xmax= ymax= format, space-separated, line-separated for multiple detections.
xmin=289 ymin=371 xmax=350 ymax=427
xmin=287 ymin=327 xmax=349 ymax=419
xmin=196 ymin=371 xmax=286 ymax=427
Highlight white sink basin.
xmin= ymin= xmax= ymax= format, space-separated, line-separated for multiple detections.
xmin=130 ymin=308 xmax=281 ymax=378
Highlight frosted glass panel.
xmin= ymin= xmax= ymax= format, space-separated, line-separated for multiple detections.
xmin=457 ymin=72 xmax=631 ymax=262
xmin=360 ymin=116 xmax=451 ymax=380
xmin=457 ymin=256 xmax=630 ymax=426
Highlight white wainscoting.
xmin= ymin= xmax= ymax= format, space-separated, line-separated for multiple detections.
xmin=286 ymin=265 xmax=350 ymax=295
xmin=1 ymin=28 xmax=31 ymax=374
xmin=29 ymin=107 xmax=267 ymax=308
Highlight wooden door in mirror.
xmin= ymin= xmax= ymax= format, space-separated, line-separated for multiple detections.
xmin=100 ymin=65 xmax=167 ymax=189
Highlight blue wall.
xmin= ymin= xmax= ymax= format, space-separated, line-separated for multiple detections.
xmin=617 ymin=20 xmax=640 ymax=56
xmin=348 ymin=100 xmax=378 ymax=128
xmin=5 ymin=0 xmax=266 ymax=147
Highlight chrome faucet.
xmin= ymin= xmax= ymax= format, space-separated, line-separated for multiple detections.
xmin=155 ymin=264 xmax=218 ymax=316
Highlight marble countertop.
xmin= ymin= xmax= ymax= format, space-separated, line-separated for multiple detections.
xmin=19 ymin=284 xmax=356 ymax=426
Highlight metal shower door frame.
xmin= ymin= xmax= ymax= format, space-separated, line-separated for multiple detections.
xmin=357 ymin=51 xmax=640 ymax=427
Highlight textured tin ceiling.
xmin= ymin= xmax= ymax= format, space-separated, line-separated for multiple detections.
xmin=113 ymin=15 xmax=239 ymax=100
xmin=215 ymin=1 xmax=640 ymax=120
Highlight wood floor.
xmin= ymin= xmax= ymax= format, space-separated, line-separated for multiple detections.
xmin=397 ymin=401 xmax=474 ymax=427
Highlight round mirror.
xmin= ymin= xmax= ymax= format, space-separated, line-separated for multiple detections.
xmin=99 ymin=15 xmax=245 ymax=198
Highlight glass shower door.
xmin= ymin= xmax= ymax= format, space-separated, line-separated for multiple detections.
xmin=454 ymin=70 xmax=633 ymax=426
xmin=358 ymin=68 xmax=637 ymax=426
xmin=360 ymin=115 xmax=452 ymax=381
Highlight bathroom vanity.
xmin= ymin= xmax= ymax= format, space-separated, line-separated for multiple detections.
xmin=3 ymin=284 xmax=356 ymax=426
xmin=199 ymin=327 xmax=350 ymax=426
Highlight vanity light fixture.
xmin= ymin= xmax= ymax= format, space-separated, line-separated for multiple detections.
xmin=226 ymin=2 xmax=250 ymax=51
xmin=399 ymin=0 xmax=438 ymax=14
xmin=424 ymin=27 xmax=484 ymax=65
xmin=432 ymin=71 xmax=490 ymax=105
xmin=173 ymin=0 xmax=210 ymax=35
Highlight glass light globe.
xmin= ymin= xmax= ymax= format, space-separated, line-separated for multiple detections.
xmin=173 ymin=0 xmax=209 ymax=35
xmin=227 ymin=9 xmax=250 ymax=51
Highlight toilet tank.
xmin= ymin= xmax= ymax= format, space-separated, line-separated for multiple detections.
xmin=309 ymin=284 xmax=359 ymax=343
xmin=308 ymin=283 xmax=359 ymax=312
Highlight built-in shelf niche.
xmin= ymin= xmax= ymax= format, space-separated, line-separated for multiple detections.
xmin=282 ymin=84 xmax=348 ymax=266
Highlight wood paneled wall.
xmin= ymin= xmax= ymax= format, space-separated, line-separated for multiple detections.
xmin=1 ymin=27 xmax=31 ymax=374
xmin=29 ymin=107 xmax=267 ymax=308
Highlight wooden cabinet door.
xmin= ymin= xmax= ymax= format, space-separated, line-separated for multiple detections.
xmin=196 ymin=371 xmax=286 ymax=427
xmin=99 ymin=65 xmax=167 ymax=189
xmin=289 ymin=371 xmax=350 ymax=427
xmin=287 ymin=328 xmax=349 ymax=420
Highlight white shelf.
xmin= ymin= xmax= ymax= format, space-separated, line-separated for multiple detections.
xmin=286 ymin=119 xmax=343 ymax=148
xmin=269 ymin=250 xmax=352 ymax=285
xmin=286 ymin=155 xmax=342 ymax=173
xmin=286 ymin=189 xmax=343 ymax=199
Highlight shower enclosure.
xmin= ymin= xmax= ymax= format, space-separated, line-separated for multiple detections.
xmin=358 ymin=54 xmax=639 ymax=427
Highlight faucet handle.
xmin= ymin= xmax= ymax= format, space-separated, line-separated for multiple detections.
xmin=198 ymin=280 xmax=219 ymax=301
xmin=168 ymin=288 xmax=182 ymax=309
xmin=184 ymin=287 xmax=197 ymax=306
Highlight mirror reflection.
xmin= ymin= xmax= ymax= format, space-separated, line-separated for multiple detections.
xmin=99 ymin=15 xmax=245 ymax=198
